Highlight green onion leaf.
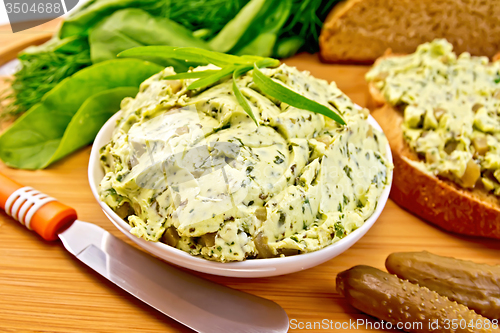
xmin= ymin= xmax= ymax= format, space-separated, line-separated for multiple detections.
xmin=208 ymin=0 xmax=267 ymax=53
xmin=255 ymin=58 xmax=280 ymax=68
xmin=240 ymin=55 xmax=271 ymax=63
xmin=232 ymin=64 xmax=258 ymax=125
xmin=119 ymin=46 xmax=250 ymax=67
xmin=163 ymin=70 xmax=221 ymax=80
xmin=234 ymin=64 xmax=254 ymax=77
xmin=187 ymin=66 xmax=236 ymax=90
xmin=252 ymin=65 xmax=346 ymax=125
xmin=121 ymin=46 xmax=343 ymax=125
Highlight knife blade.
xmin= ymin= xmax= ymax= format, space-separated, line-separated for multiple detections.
xmin=0 ymin=172 xmax=289 ymax=333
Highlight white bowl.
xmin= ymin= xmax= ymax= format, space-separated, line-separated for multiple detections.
xmin=89 ymin=112 xmax=392 ymax=278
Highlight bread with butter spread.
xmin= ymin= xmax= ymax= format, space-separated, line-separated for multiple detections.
xmin=366 ymin=40 xmax=500 ymax=238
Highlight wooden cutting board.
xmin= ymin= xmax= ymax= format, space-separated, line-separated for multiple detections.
xmin=1 ymin=21 xmax=499 ymax=333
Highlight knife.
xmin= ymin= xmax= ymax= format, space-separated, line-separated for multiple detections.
xmin=0 ymin=172 xmax=289 ymax=333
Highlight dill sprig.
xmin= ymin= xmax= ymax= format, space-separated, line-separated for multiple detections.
xmin=164 ymin=0 xmax=340 ymax=50
xmin=165 ymin=0 xmax=248 ymax=40
xmin=2 ymin=49 xmax=91 ymax=119
xmin=280 ymin=0 xmax=342 ymax=53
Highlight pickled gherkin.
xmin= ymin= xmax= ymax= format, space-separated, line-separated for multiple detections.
xmin=336 ymin=265 xmax=500 ymax=333
xmin=386 ymin=251 xmax=500 ymax=320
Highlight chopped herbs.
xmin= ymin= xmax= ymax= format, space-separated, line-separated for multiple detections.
xmin=334 ymin=222 xmax=345 ymax=239
xmin=343 ymin=165 xmax=353 ymax=179
xmin=274 ymin=155 xmax=285 ymax=164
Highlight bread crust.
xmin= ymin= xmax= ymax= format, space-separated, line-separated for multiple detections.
xmin=370 ymin=92 xmax=500 ymax=239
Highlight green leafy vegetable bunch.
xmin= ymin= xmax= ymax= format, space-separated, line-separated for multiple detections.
xmin=3 ymin=0 xmax=342 ymax=120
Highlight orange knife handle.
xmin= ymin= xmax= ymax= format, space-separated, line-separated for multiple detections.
xmin=0 ymin=173 xmax=77 ymax=241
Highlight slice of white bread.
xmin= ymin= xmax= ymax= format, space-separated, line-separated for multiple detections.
xmin=369 ymin=70 xmax=500 ymax=239
xmin=320 ymin=0 xmax=500 ymax=64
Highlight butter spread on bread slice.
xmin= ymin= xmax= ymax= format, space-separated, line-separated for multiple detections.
xmin=366 ymin=39 xmax=500 ymax=238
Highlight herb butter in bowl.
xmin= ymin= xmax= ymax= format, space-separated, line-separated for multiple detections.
xmin=88 ymin=54 xmax=393 ymax=277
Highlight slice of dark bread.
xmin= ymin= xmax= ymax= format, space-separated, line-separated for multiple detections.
xmin=320 ymin=0 xmax=500 ymax=64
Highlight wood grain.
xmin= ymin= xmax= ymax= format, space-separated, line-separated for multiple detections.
xmin=1 ymin=21 xmax=499 ymax=333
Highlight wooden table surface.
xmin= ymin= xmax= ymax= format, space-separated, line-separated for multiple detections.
xmin=1 ymin=20 xmax=499 ymax=333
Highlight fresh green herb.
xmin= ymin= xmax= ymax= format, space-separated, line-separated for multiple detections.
xmin=119 ymin=46 xmax=252 ymax=67
xmin=274 ymin=36 xmax=304 ymax=59
xmin=343 ymin=165 xmax=353 ymax=179
xmin=120 ymin=47 xmax=273 ymax=124
xmin=236 ymin=33 xmax=278 ymax=58
xmin=278 ymin=0 xmax=341 ymax=54
xmin=188 ymin=66 xmax=237 ymax=90
xmin=252 ymin=65 xmax=345 ymax=125
xmin=107 ymin=188 xmax=118 ymax=196
xmin=2 ymin=37 xmax=91 ymax=119
xmin=89 ymin=9 xmax=210 ymax=64
xmin=165 ymin=0 xmax=248 ymax=40
xmin=334 ymin=222 xmax=345 ymax=239
xmin=278 ymin=212 xmax=286 ymax=226
xmin=274 ymin=155 xmax=285 ymax=164
xmin=120 ymin=47 xmax=345 ymax=125
xmin=230 ymin=60 xmax=276 ymax=125
xmin=59 ymin=0 xmax=168 ymax=38
xmin=232 ymin=0 xmax=293 ymax=59
xmin=233 ymin=65 xmax=258 ymax=124
xmin=48 ymin=86 xmax=139 ymax=167
xmin=161 ymin=70 xmax=221 ymax=80
xmin=5 ymin=0 xmax=342 ymax=121
xmin=209 ymin=0 xmax=267 ymax=53
xmin=0 ymin=59 xmax=162 ymax=169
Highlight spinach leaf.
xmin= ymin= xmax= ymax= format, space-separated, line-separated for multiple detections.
xmin=22 ymin=35 xmax=89 ymax=55
xmin=89 ymin=9 xmax=209 ymax=64
xmin=59 ymin=0 xmax=166 ymax=38
xmin=0 ymin=59 xmax=162 ymax=169
xmin=47 ymin=87 xmax=139 ymax=167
